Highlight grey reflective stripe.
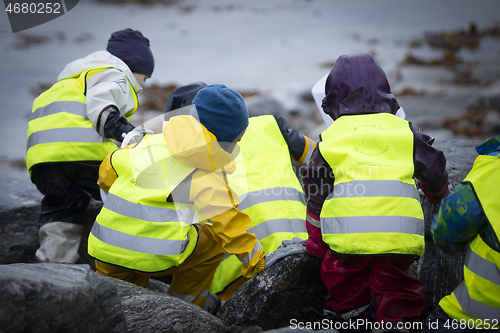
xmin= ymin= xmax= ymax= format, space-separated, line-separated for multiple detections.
xmin=453 ymin=281 xmax=500 ymax=319
xmin=168 ymin=287 xmax=210 ymax=303
xmin=105 ymin=193 xmax=192 ymax=223
xmin=464 ymin=246 xmax=500 ymax=285
xmin=237 ymin=187 xmax=306 ymax=211
xmin=327 ymin=180 xmax=419 ymax=200
xmin=91 ymin=222 xmax=190 ymax=256
xmin=240 ymin=242 xmax=263 ymax=265
xmin=27 ymin=127 xmax=107 ymax=150
xmin=321 ymin=216 xmax=424 ymax=235
xmin=248 ymin=218 xmax=306 ymax=241
xmin=306 ymin=214 xmax=321 ymax=228
xmin=30 ymin=101 xmax=87 ymax=121
xmin=220 ymin=252 xmax=232 ymax=262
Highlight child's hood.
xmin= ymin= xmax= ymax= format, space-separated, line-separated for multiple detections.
xmin=57 ymin=50 xmax=141 ymax=92
xmin=322 ymin=53 xmax=400 ymax=121
xmin=162 ymin=115 xmax=236 ymax=173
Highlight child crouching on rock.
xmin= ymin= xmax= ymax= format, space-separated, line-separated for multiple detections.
xmin=303 ymin=53 xmax=450 ymax=332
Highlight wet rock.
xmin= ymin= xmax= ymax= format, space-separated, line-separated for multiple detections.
xmin=0 ymin=172 xmax=101 ymax=268
xmin=106 ymin=277 xmax=228 ymax=333
xmin=224 ymin=325 xmax=265 ymax=333
xmin=0 ymin=194 xmax=101 ymax=270
xmin=0 ymin=263 xmax=126 ymax=333
xmin=268 ymin=82 xmax=316 ymax=118
xmin=264 ymin=328 xmax=338 ymax=333
xmin=217 ymin=253 xmax=327 ymax=331
xmin=0 ymin=205 xmax=40 ymax=264
xmin=433 ymin=139 xmax=481 ymax=185
xmin=0 ymin=175 xmax=43 ymax=264
xmin=0 ymin=174 xmax=42 ymax=211
xmin=245 ymin=83 xmax=324 ymax=138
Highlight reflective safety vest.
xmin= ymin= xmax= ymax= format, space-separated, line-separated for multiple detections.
xmin=210 ymin=115 xmax=308 ymax=295
xmin=439 ymin=154 xmax=500 ymax=326
xmin=319 ymin=113 xmax=424 ymax=256
xmin=26 ymin=66 xmax=138 ymax=172
xmin=88 ymin=133 xmax=198 ymax=272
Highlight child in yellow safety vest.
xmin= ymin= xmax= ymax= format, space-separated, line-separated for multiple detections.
xmin=424 ymin=135 xmax=500 ymax=332
xmin=303 ymin=53 xmax=450 ymax=332
xmin=89 ymin=84 xmax=267 ymax=313
xmin=27 ymin=28 xmax=154 ymax=264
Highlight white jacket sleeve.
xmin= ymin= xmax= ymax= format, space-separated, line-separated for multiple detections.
xmin=85 ymin=68 xmax=138 ymax=137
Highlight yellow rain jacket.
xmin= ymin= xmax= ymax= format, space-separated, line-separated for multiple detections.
xmin=90 ymin=115 xmax=265 ymax=278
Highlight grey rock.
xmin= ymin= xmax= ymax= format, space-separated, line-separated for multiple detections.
xmin=106 ymin=277 xmax=228 ymax=333
xmin=0 ymin=174 xmax=42 ymax=211
xmin=433 ymin=139 xmax=481 ymax=186
xmin=245 ymin=84 xmax=325 ymax=138
xmin=246 ymin=95 xmax=287 ymax=119
xmin=0 ymin=205 xmax=40 ymax=264
xmin=0 ymin=175 xmax=43 ymax=264
xmin=0 ymin=263 xmax=126 ymax=333
xmin=217 ymin=253 xmax=327 ymax=331
xmin=265 ymin=328 xmax=339 ymax=333
xmin=0 ymin=190 xmax=101 ymax=269
xmin=268 ymin=82 xmax=316 ymax=118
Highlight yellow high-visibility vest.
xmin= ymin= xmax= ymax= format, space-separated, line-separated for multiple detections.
xmin=319 ymin=113 xmax=424 ymax=256
xmin=210 ymin=115 xmax=307 ymax=295
xmin=88 ymin=133 xmax=198 ymax=272
xmin=26 ymin=66 xmax=138 ymax=172
xmin=439 ymin=154 xmax=500 ymax=327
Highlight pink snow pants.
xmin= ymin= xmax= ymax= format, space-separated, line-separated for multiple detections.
xmin=322 ymin=252 xmax=425 ymax=323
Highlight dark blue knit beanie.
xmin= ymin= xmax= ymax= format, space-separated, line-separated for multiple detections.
xmin=192 ymin=84 xmax=249 ymax=144
xmin=107 ymin=28 xmax=154 ymax=77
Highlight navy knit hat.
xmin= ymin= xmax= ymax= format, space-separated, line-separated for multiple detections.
xmin=107 ymin=28 xmax=154 ymax=77
xmin=192 ymin=84 xmax=249 ymax=144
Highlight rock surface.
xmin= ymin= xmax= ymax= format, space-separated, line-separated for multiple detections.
xmin=106 ymin=277 xmax=228 ymax=333
xmin=217 ymin=253 xmax=327 ymax=331
xmin=0 ymin=263 xmax=228 ymax=333
xmin=0 ymin=263 xmax=126 ymax=333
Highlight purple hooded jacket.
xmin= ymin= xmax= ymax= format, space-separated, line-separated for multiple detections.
xmin=303 ymin=53 xmax=449 ymax=257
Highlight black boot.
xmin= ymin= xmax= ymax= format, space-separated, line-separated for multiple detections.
xmin=204 ymin=294 xmax=221 ymax=315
